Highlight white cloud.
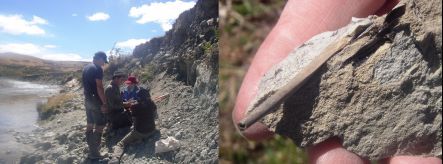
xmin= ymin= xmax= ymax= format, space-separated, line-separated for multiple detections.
xmin=40 ymin=53 xmax=86 ymax=61
xmin=106 ymin=49 xmax=113 ymax=56
xmin=115 ymin=38 xmax=148 ymax=50
xmin=160 ymin=23 xmax=172 ymax=31
xmin=0 ymin=15 xmax=48 ymax=35
xmin=0 ymin=43 xmax=87 ymax=61
xmin=44 ymin=44 xmax=57 ymax=48
xmin=72 ymin=13 xmax=78 ymax=17
xmin=31 ymin=16 xmax=48 ymax=24
xmin=87 ymin=12 xmax=110 ymax=21
xmin=0 ymin=43 xmax=42 ymax=54
xmin=129 ymin=0 xmax=196 ymax=31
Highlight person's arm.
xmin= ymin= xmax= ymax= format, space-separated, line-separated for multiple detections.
xmin=96 ymin=79 xmax=107 ymax=106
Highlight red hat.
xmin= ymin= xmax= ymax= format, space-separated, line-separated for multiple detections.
xmin=125 ymin=76 xmax=138 ymax=84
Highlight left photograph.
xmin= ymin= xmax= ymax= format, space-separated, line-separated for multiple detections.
xmin=0 ymin=0 xmax=218 ymax=163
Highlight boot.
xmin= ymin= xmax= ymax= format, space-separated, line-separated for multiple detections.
xmin=87 ymin=132 xmax=106 ymax=159
xmin=109 ymin=143 xmax=125 ymax=164
xmin=85 ymin=131 xmax=93 ymax=146
xmin=85 ymin=131 xmax=95 ymax=158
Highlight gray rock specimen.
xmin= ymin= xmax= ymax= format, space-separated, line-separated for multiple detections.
xmin=247 ymin=0 xmax=442 ymax=160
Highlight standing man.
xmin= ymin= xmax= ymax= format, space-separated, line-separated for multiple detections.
xmin=82 ymin=51 xmax=108 ymax=159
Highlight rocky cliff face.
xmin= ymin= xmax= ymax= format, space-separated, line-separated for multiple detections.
xmin=18 ymin=0 xmax=219 ymax=163
xmin=133 ymin=0 xmax=218 ymax=87
xmin=127 ymin=0 xmax=219 ymax=161
xmin=250 ymin=0 xmax=441 ymax=160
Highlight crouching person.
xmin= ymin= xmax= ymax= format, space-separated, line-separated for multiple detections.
xmin=110 ymin=87 xmax=157 ymax=162
xmin=105 ymin=71 xmax=132 ymax=131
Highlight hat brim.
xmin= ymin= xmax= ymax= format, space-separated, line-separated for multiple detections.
xmin=113 ymin=74 xmax=126 ymax=78
xmin=125 ymin=81 xmax=137 ymax=84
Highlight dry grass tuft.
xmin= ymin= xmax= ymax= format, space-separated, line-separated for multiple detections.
xmin=37 ymin=93 xmax=75 ymax=120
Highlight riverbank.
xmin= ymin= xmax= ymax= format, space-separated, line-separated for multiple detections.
xmin=0 ymin=78 xmax=60 ymax=163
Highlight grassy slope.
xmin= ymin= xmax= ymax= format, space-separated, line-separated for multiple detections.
xmin=0 ymin=53 xmax=87 ymax=78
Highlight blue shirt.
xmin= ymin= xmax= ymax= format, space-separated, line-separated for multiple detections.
xmin=82 ymin=63 xmax=103 ymax=99
xmin=122 ymin=86 xmax=139 ymax=101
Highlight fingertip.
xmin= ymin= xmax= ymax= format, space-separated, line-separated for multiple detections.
xmin=232 ymin=99 xmax=274 ymax=141
xmin=380 ymin=156 xmax=442 ymax=164
xmin=308 ymin=138 xmax=369 ymax=164
xmin=239 ymin=123 xmax=274 ymax=141
xmin=307 ymin=138 xmax=341 ymax=155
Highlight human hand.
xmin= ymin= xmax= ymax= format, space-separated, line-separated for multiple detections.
xmin=123 ymin=102 xmax=131 ymax=108
xmin=101 ymin=105 xmax=108 ymax=114
xmin=232 ymin=0 xmax=442 ymax=163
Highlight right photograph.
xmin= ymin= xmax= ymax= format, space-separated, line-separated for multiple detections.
xmin=219 ymin=0 xmax=442 ymax=164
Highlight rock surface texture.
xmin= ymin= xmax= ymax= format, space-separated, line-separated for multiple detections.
xmin=249 ymin=0 xmax=442 ymax=160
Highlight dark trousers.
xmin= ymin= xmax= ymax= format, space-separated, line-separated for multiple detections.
xmin=107 ymin=111 xmax=132 ymax=130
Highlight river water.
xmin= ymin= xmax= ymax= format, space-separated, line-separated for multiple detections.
xmin=0 ymin=78 xmax=59 ymax=163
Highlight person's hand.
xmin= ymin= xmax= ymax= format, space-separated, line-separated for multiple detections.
xmin=232 ymin=0 xmax=442 ymax=163
xmin=101 ymin=105 xmax=108 ymax=114
xmin=123 ymin=102 xmax=131 ymax=109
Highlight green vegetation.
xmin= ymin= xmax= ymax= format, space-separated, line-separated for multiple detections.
xmin=232 ymin=0 xmax=281 ymax=17
xmin=214 ymin=28 xmax=220 ymax=41
xmin=105 ymin=52 xmax=132 ymax=79
xmin=221 ymin=134 xmax=307 ymax=164
xmin=139 ymin=63 xmax=156 ymax=83
xmin=0 ymin=65 xmax=49 ymax=77
xmin=201 ymin=41 xmax=213 ymax=54
xmin=261 ymin=135 xmax=308 ymax=164
xmin=37 ymin=93 xmax=75 ymax=120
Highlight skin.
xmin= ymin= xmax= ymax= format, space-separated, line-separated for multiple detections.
xmin=232 ymin=0 xmax=442 ymax=163
xmin=86 ymin=58 xmax=107 ymax=133
xmin=111 ymin=76 xmax=125 ymax=89
xmin=124 ymin=83 xmax=138 ymax=111
xmin=127 ymin=83 xmax=136 ymax=93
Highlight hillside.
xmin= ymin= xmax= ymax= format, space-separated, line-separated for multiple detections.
xmin=17 ymin=0 xmax=219 ymax=163
xmin=0 ymin=53 xmax=87 ymax=81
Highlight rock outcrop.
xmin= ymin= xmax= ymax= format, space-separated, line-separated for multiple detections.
xmin=133 ymin=0 xmax=218 ymax=87
xmin=249 ymin=0 xmax=441 ymax=160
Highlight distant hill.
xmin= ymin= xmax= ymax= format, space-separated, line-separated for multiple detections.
xmin=0 ymin=52 xmax=88 ymax=78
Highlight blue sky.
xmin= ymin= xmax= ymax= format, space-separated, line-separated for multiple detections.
xmin=0 ymin=0 xmax=196 ymax=61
